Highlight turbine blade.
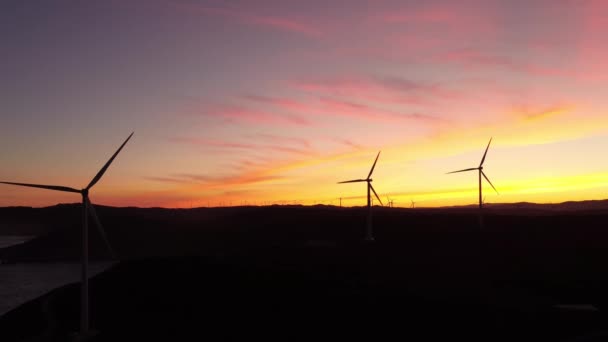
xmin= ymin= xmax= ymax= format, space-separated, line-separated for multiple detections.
xmin=337 ymin=179 xmax=367 ymax=184
xmin=87 ymin=132 xmax=134 ymax=190
xmin=481 ymin=171 xmax=499 ymax=194
xmin=369 ymin=184 xmax=383 ymax=206
xmin=0 ymin=181 xmax=80 ymax=193
xmin=446 ymin=167 xmax=478 ymax=174
xmin=87 ymin=198 xmax=118 ymax=260
xmin=479 ymin=137 xmax=492 ymax=167
xmin=367 ymin=151 xmax=381 ymax=179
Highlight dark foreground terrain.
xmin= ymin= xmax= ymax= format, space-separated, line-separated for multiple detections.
xmin=2 ymin=203 xmax=608 ymax=341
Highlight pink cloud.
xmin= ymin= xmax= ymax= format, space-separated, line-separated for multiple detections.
xmin=208 ymin=105 xmax=312 ymax=126
xmin=571 ymin=0 xmax=608 ymax=80
xmin=168 ymin=136 xmax=315 ymax=156
xmin=252 ymin=133 xmax=312 ymax=148
xmin=332 ymin=138 xmax=363 ymax=150
xmin=169 ymin=137 xmax=253 ymax=150
xmin=439 ymin=49 xmax=569 ymax=77
xmin=374 ymin=2 xmax=499 ymax=37
xmin=294 ymin=76 xmax=459 ymax=106
xmin=242 ymin=95 xmax=311 ymax=112
xmin=174 ymin=2 xmax=322 ymax=38
xmin=379 ymin=7 xmax=464 ymax=24
xmin=241 ymin=91 xmax=445 ymax=123
xmin=317 ymin=97 xmax=443 ymax=123
xmin=236 ymin=84 xmax=448 ymax=125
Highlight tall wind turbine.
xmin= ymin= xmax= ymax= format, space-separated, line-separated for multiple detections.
xmin=338 ymin=151 xmax=383 ymax=241
xmin=447 ymin=138 xmax=498 ymax=228
xmin=410 ymin=199 xmax=416 ymax=209
xmin=0 ymin=132 xmax=134 ymax=336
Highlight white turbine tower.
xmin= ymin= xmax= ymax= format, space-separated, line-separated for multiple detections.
xmin=447 ymin=138 xmax=498 ymax=228
xmin=338 ymin=151 xmax=383 ymax=241
xmin=0 ymin=132 xmax=134 ymax=337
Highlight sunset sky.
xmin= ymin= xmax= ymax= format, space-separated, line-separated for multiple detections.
xmin=2 ymin=0 xmax=608 ymax=208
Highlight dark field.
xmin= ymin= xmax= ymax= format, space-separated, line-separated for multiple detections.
xmin=2 ymin=203 xmax=608 ymax=341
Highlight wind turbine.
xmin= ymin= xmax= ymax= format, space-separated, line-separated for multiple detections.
xmin=447 ymin=138 xmax=498 ymax=228
xmin=410 ymin=199 xmax=416 ymax=209
xmin=0 ymin=132 xmax=134 ymax=337
xmin=386 ymin=196 xmax=394 ymax=208
xmin=338 ymin=151 xmax=383 ymax=241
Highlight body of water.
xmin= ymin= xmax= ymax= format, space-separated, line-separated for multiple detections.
xmin=0 ymin=262 xmax=113 ymax=316
xmin=0 ymin=235 xmax=34 ymax=249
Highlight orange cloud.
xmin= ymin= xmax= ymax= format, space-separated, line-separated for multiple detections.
xmin=517 ymin=105 xmax=574 ymax=121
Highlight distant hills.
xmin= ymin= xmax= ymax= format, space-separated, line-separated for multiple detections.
xmin=1 ymin=199 xmax=608 ymax=262
xmin=3 ymin=201 xmax=608 ymax=340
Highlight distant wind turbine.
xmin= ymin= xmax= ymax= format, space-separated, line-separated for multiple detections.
xmin=0 ymin=132 xmax=134 ymax=337
xmin=410 ymin=199 xmax=416 ymax=209
xmin=447 ymin=138 xmax=498 ymax=228
xmin=386 ymin=196 xmax=394 ymax=208
xmin=338 ymin=151 xmax=383 ymax=241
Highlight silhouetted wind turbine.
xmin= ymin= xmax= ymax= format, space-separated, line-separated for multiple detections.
xmin=386 ymin=196 xmax=394 ymax=208
xmin=0 ymin=132 xmax=134 ymax=336
xmin=410 ymin=199 xmax=416 ymax=209
xmin=447 ymin=138 xmax=498 ymax=228
xmin=338 ymin=151 xmax=383 ymax=241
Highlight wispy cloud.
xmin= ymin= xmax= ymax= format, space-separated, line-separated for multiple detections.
xmin=251 ymin=133 xmax=312 ymax=148
xmin=516 ymin=105 xmax=574 ymax=121
xmin=317 ymin=97 xmax=443 ymax=123
xmin=294 ymin=76 xmax=459 ymax=106
xmin=377 ymin=6 xmax=465 ymax=24
xmin=205 ymin=105 xmax=312 ymax=126
xmin=374 ymin=2 xmax=498 ymax=34
xmin=143 ymin=176 xmax=191 ymax=184
xmin=173 ymin=2 xmax=322 ymax=37
xmin=146 ymin=172 xmax=284 ymax=187
xmin=168 ymin=136 xmax=315 ymax=156
xmin=439 ymin=49 xmax=567 ymax=77
xmin=332 ymin=138 xmax=363 ymax=150
xmin=236 ymin=89 xmax=448 ymax=126
xmin=242 ymin=95 xmax=311 ymax=112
